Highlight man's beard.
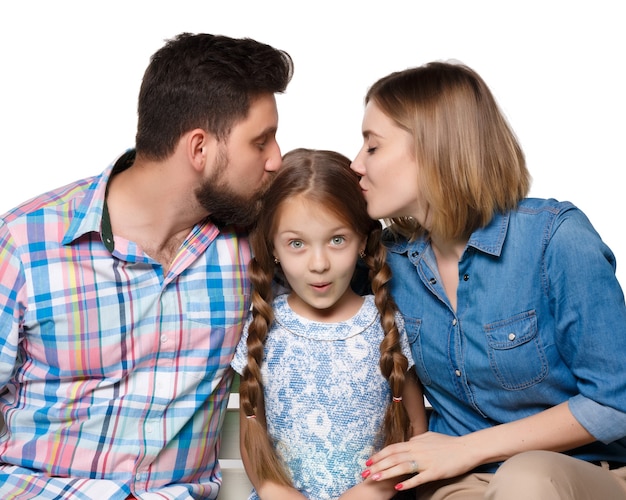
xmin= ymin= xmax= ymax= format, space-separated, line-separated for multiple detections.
xmin=195 ymin=150 xmax=270 ymax=227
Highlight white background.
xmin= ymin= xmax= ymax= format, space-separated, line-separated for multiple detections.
xmin=1 ymin=1 xmax=624 ymax=287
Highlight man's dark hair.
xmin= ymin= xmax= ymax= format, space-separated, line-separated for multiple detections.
xmin=135 ymin=32 xmax=294 ymax=160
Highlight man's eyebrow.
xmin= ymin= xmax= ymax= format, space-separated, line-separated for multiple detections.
xmin=252 ymin=126 xmax=277 ymax=141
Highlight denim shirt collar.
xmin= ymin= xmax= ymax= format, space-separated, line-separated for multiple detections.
xmin=385 ymin=211 xmax=510 ymax=258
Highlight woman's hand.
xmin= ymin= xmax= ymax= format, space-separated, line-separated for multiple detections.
xmin=361 ymin=402 xmax=597 ymax=492
xmin=361 ymin=431 xmax=479 ymax=491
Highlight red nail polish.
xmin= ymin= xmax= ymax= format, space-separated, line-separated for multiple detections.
xmin=365 ymin=458 xmax=373 ymax=466
xmin=361 ymin=470 xmax=371 ymax=479
xmin=395 ymin=484 xmax=404 ymax=491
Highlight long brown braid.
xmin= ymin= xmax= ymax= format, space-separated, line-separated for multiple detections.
xmin=239 ymin=148 xmax=411 ymax=486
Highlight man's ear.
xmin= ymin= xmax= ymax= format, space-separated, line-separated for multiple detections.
xmin=187 ymin=129 xmax=215 ymax=173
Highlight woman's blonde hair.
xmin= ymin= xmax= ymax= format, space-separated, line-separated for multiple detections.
xmin=366 ymin=61 xmax=531 ymax=240
xmin=239 ymin=148 xmax=412 ymax=486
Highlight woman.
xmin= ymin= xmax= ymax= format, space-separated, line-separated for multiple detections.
xmin=351 ymin=61 xmax=626 ymax=499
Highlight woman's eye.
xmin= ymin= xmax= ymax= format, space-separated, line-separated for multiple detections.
xmin=366 ymin=146 xmax=377 ymax=154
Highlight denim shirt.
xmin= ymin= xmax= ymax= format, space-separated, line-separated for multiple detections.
xmin=384 ymin=198 xmax=626 ymax=467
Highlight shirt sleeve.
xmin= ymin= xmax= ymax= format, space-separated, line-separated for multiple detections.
xmin=395 ymin=311 xmax=415 ymax=370
xmin=547 ymin=206 xmax=626 ymax=443
xmin=230 ymin=311 xmax=253 ymax=375
xmin=0 ymin=220 xmax=24 ymax=386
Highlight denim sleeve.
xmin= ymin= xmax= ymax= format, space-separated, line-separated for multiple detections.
xmin=569 ymin=395 xmax=626 ymax=444
xmin=546 ymin=206 xmax=626 ymax=443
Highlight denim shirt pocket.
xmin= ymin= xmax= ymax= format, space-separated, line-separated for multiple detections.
xmin=403 ymin=316 xmax=432 ymax=386
xmin=484 ymin=310 xmax=548 ymax=390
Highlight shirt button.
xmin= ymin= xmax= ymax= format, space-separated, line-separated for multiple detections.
xmin=463 ymin=274 xmax=469 ymax=281
xmin=508 ymin=333 xmax=516 ymax=341
xmin=429 ymin=278 xmax=437 ymax=285
xmin=455 ymin=369 xmax=462 ymax=377
xmin=411 ymin=251 xmax=419 ymax=258
xmin=160 ymin=335 xmax=168 ymax=343
xmin=135 ymin=473 xmax=141 ymax=480
xmin=452 ymin=318 xmax=458 ymax=326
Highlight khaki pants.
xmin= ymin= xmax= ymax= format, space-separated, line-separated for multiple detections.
xmin=415 ymin=451 xmax=626 ymax=499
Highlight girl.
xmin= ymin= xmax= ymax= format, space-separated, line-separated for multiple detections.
xmin=230 ymin=148 xmax=427 ymax=500
xmin=352 ymin=61 xmax=626 ymax=498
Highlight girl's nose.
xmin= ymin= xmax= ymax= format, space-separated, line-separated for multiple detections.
xmin=308 ymin=249 xmax=330 ymax=273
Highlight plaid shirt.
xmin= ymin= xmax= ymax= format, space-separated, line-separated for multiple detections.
xmin=0 ymin=153 xmax=252 ymax=499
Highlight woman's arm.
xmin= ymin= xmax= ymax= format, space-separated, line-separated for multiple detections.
xmin=363 ymin=401 xmax=594 ymax=491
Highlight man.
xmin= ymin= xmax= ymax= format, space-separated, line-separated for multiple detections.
xmin=0 ymin=32 xmax=293 ymax=499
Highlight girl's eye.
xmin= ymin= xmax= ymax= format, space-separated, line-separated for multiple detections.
xmin=289 ymin=240 xmax=303 ymax=249
xmin=331 ymin=236 xmax=345 ymax=245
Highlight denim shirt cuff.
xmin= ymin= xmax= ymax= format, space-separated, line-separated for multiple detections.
xmin=569 ymin=394 xmax=626 ymax=444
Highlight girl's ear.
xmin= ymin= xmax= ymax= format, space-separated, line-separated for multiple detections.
xmin=359 ymin=235 xmax=369 ymax=258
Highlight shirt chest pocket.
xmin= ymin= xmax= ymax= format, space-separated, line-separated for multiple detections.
xmin=187 ymin=292 xmax=251 ymax=328
xmin=484 ymin=310 xmax=548 ymax=390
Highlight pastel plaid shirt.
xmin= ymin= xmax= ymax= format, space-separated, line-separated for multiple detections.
xmin=0 ymin=152 xmax=252 ymax=499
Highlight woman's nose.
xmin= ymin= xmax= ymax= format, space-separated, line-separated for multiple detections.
xmin=350 ymin=151 xmax=365 ymax=176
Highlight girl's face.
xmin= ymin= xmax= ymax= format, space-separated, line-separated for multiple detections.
xmin=351 ymin=101 xmax=426 ymax=223
xmin=272 ymin=195 xmax=366 ymax=322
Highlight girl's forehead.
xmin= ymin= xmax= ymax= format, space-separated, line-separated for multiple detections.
xmin=275 ymin=195 xmax=352 ymax=228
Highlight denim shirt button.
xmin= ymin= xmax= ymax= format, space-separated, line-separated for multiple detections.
xmin=452 ymin=318 xmax=458 ymax=326
xmin=454 ymin=369 xmax=462 ymax=377
xmin=508 ymin=333 xmax=516 ymax=341
xmin=463 ymin=274 xmax=470 ymax=281
xmin=429 ymin=278 xmax=437 ymax=285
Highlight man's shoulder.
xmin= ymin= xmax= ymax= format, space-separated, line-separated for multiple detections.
xmin=1 ymin=176 xmax=98 ymax=224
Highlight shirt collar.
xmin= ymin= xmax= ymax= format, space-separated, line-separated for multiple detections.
xmin=467 ymin=211 xmax=509 ymax=257
xmin=383 ymin=211 xmax=510 ymax=258
xmin=62 ymin=150 xmax=135 ymax=247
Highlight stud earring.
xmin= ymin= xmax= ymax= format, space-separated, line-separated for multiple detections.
xmin=274 ymin=257 xmax=280 ymax=265
xmin=359 ymin=250 xmax=366 ymax=259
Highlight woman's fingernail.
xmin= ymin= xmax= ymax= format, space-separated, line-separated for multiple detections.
xmin=365 ymin=458 xmax=373 ymax=466
xmin=371 ymin=473 xmax=381 ymax=481
xmin=395 ymin=483 xmax=404 ymax=491
xmin=361 ymin=470 xmax=371 ymax=479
